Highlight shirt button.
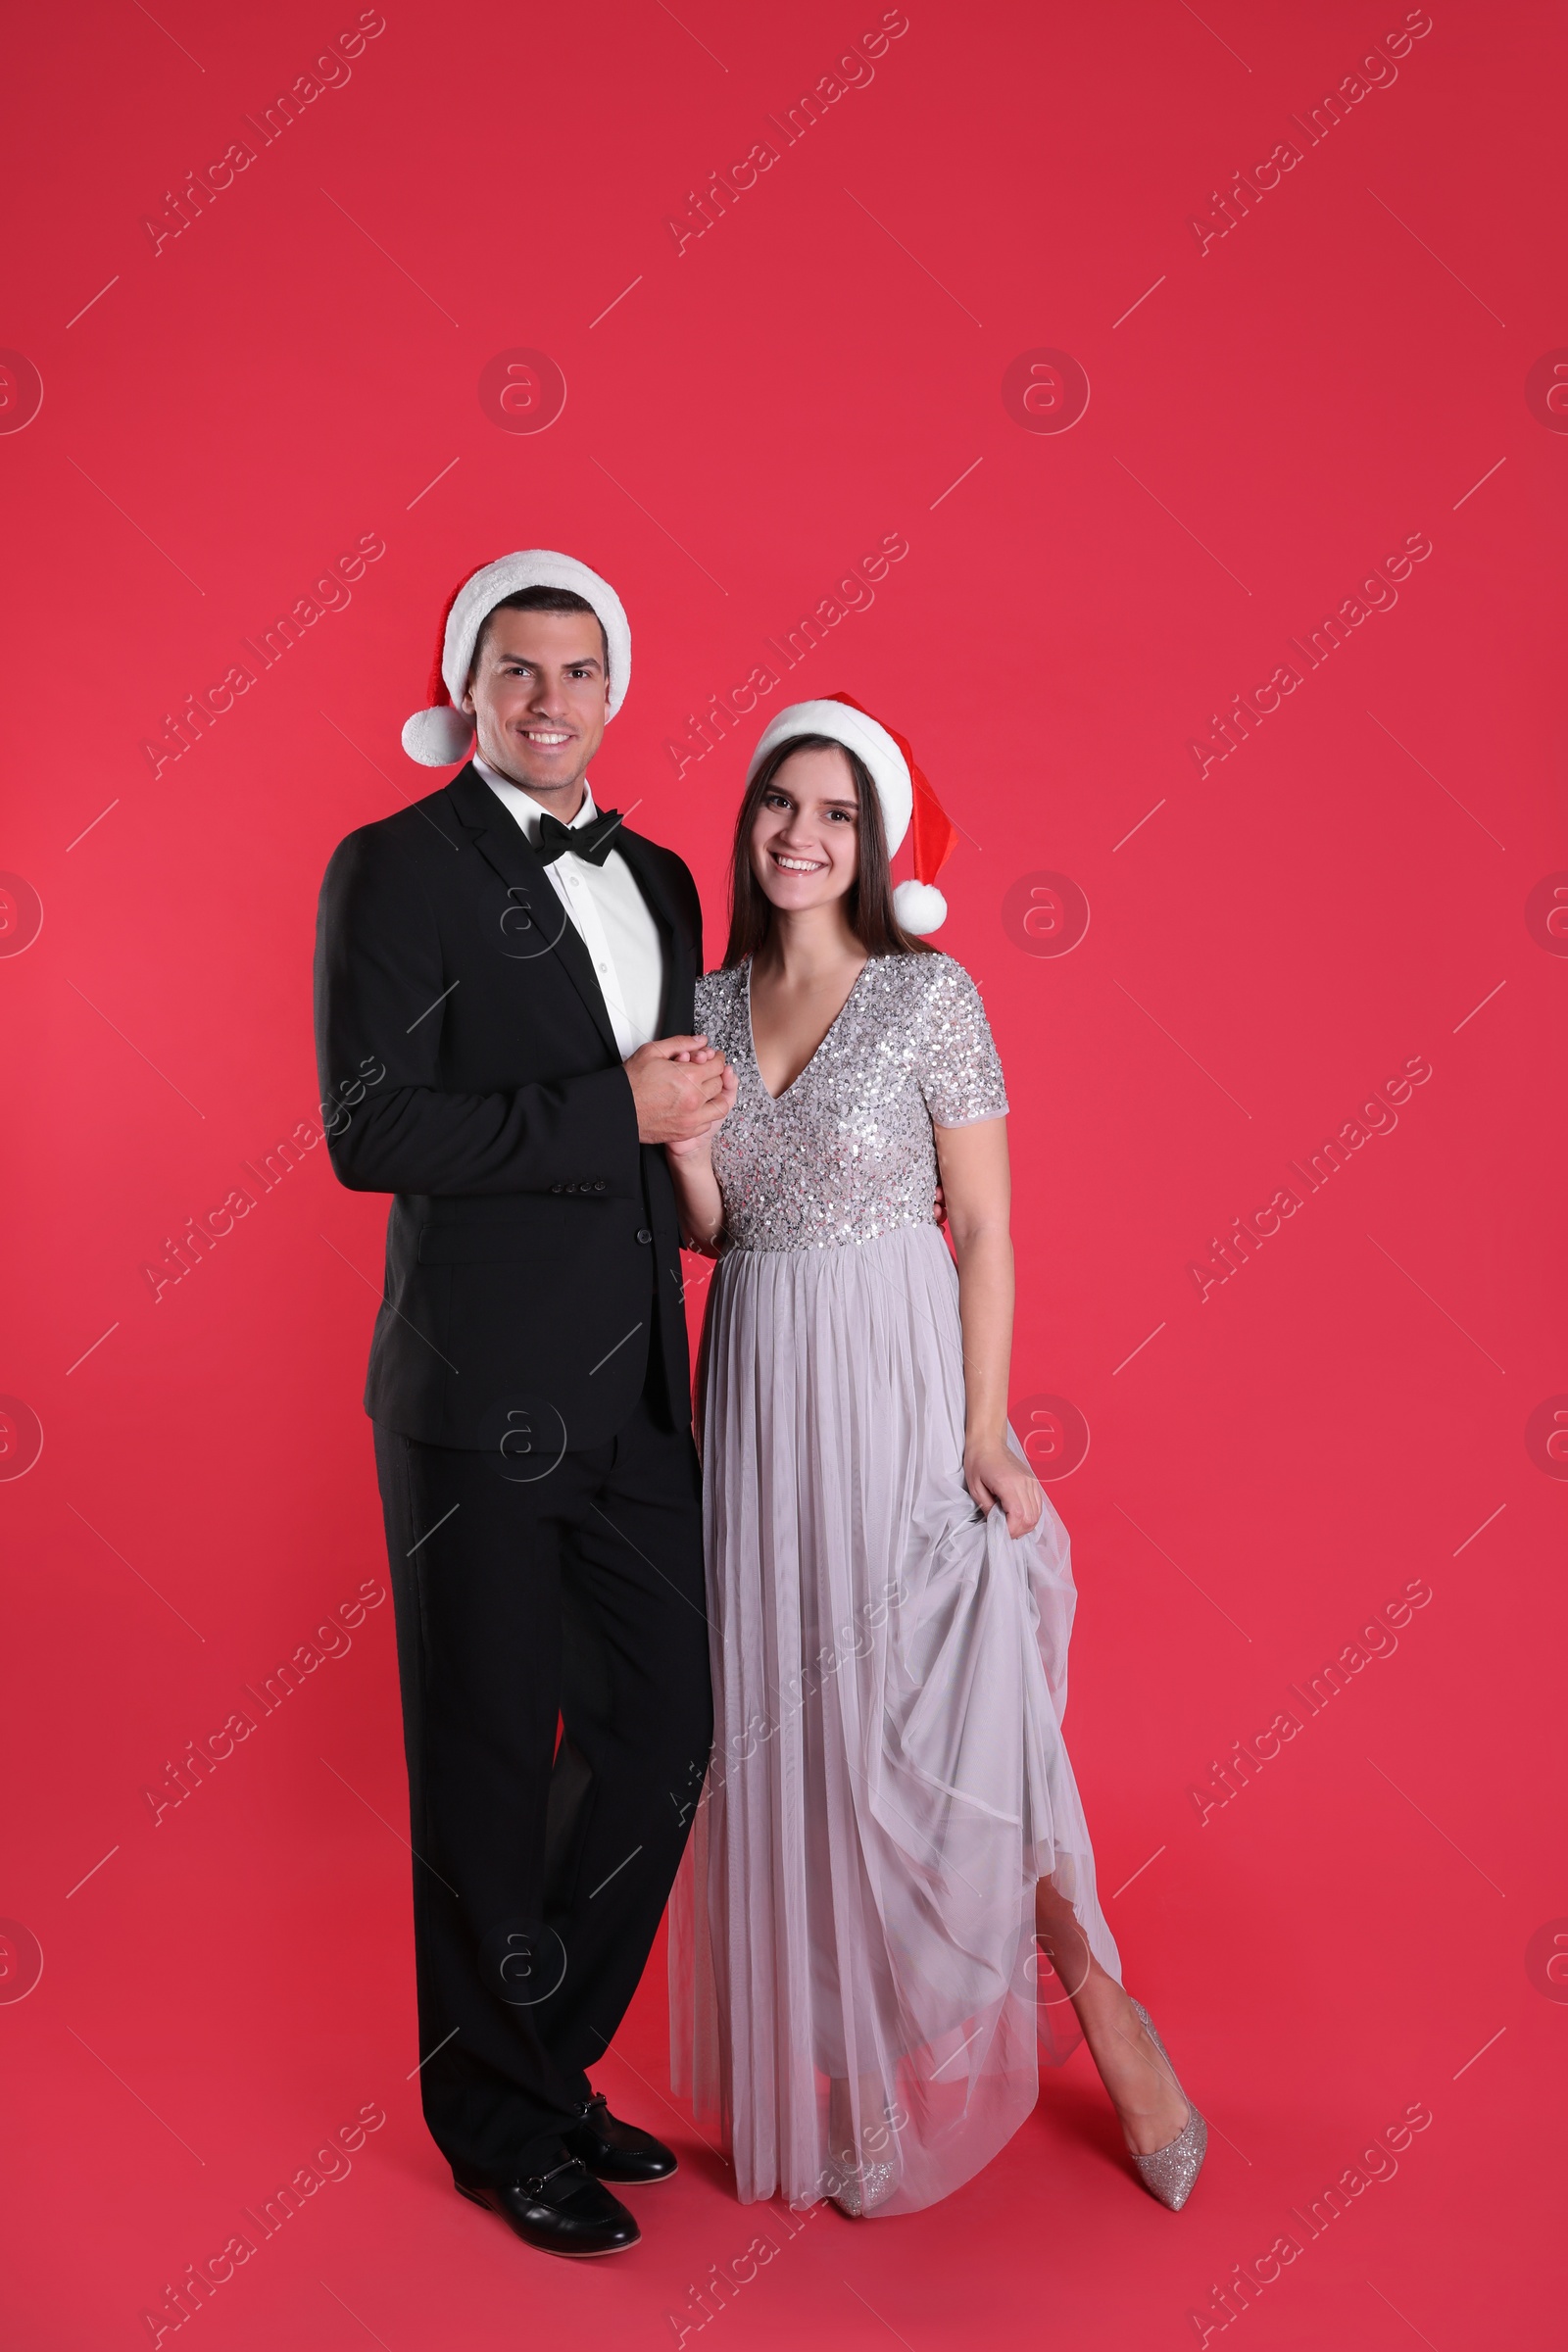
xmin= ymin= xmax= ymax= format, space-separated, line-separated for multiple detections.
xmin=636 ymin=1228 xmax=653 ymax=1245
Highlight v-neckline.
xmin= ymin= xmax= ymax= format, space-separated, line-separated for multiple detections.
xmin=744 ymin=955 xmax=873 ymax=1104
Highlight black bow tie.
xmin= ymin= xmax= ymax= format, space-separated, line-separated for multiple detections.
xmin=535 ymin=808 xmax=625 ymax=868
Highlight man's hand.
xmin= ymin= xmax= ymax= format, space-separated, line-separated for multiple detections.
xmin=625 ymin=1035 xmax=732 ymax=1145
xmin=665 ymin=1057 xmax=737 ymax=1158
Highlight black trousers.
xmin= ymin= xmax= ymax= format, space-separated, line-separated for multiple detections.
xmin=372 ymin=1372 xmax=710 ymax=2180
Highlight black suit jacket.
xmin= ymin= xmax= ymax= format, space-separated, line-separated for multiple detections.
xmin=313 ymin=763 xmax=701 ymax=1452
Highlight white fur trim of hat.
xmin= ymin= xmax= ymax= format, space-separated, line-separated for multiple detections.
xmin=743 ymin=696 xmax=952 ymax=935
xmin=401 ymin=550 xmax=632 ymax=766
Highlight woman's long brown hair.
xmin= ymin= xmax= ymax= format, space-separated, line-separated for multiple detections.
xmin=720 ymin=733 xmax=935 ymax=967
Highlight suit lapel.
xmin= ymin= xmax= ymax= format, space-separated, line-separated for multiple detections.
xmin=445 ymin=764 xmax=619 ymax=1059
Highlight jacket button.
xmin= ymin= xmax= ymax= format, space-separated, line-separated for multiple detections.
xmin=565 ymin=1182 xmax=577 ymax=1194
xmin=594 ymin=1180 xmax=607 ymax=1192
xmin=550 ymin=1184 xmax=563 ymax=1195
xmin=636 ymin=1228 xmax=653 ymax=1245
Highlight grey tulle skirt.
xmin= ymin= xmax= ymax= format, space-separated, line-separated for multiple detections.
xmin=669 ymin=1221 xmax=1120 ymax=2214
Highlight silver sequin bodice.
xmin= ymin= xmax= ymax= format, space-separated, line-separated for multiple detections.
xmin=696 ymin=953 xmax=1009 ymax=1253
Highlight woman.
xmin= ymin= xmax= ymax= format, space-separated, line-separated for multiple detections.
xmin=667 ymin=698 xmax=1205 ymax=2218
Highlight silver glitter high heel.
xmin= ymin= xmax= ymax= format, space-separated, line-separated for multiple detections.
xmin=1127 ymin=1999 xmax=1206 ymax=2212
xmin=829 ymin=2157 xmax=899 ymax=2218
xmin=825 ymin=2083 xmax=902 ymax=2218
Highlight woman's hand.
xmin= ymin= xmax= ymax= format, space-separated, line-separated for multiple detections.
xmin=665 ymin=1058 xmax=737 ymax=1159
xmin=963 ymin=1434 xmax=1043 ymax=1538
xmin=661 ymin=1049 xmax=734 ymax=1250
xmin=664 ymin=1127 xmax=711 ymax=1163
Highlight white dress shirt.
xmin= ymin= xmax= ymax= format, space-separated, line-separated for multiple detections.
xmin=475 ymin=759 xmax=665 ymax=1058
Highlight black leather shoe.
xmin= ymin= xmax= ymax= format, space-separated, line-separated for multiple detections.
xmin=563 ymin=2090 xmax=679 ymax=2183
xmin=452 ymin=2152 xmax=640 ymax=2256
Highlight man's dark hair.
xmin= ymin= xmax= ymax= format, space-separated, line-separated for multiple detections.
xmin=469 ymin=586 xmax=609 ymax=683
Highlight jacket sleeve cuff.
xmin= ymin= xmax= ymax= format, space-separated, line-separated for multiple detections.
xmin=551 ymin=1062 xmax=642 ymax=1197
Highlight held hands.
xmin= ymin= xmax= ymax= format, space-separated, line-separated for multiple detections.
xmin=624 ymin=1034 xmax=737 ymax=1149
xmin=665 ymin=1047 xmax=737 ymax=1159
xmin=963 ymin=1434 xmax=1044 ymax=1539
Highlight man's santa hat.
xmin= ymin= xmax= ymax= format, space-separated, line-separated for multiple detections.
xmin=401 ymin=550 xmax=632 ymax=765
xmin=744 ymin=693 xmax=957 ymax=935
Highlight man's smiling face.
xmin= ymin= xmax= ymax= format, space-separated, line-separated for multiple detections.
xmin=461 ymin=606 xmax=610 ymax=808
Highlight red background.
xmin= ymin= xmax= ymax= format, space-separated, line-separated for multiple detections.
xmin=3 ymin=2 xmax=1563 ymax=2344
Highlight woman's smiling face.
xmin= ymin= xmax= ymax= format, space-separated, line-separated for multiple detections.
xmin=748 ymin=745 xmax=861 ymax=913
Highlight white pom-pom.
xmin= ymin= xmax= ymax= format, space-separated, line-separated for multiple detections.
xmin=894 ymin=879 xmax=948 ymax=935
xmin=401 ymin=705 xmax=474 ymax=766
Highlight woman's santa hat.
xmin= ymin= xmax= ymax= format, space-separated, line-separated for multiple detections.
xmin=744 ymin=693 xmax=957 ymax=935
xmin=401 ymin=550 xmax=632 ymax=765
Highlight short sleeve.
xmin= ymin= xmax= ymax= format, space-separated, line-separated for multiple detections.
xmin=917 ymin=956 xmax=1009 ymax=1126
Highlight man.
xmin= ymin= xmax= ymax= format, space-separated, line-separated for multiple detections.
xmin=314 ymin=550 xmax=730 ymax=2258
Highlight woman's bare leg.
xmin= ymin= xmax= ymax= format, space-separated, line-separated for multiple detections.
xmin=1034 ymin=1878 xmax=1189 ymax=2156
